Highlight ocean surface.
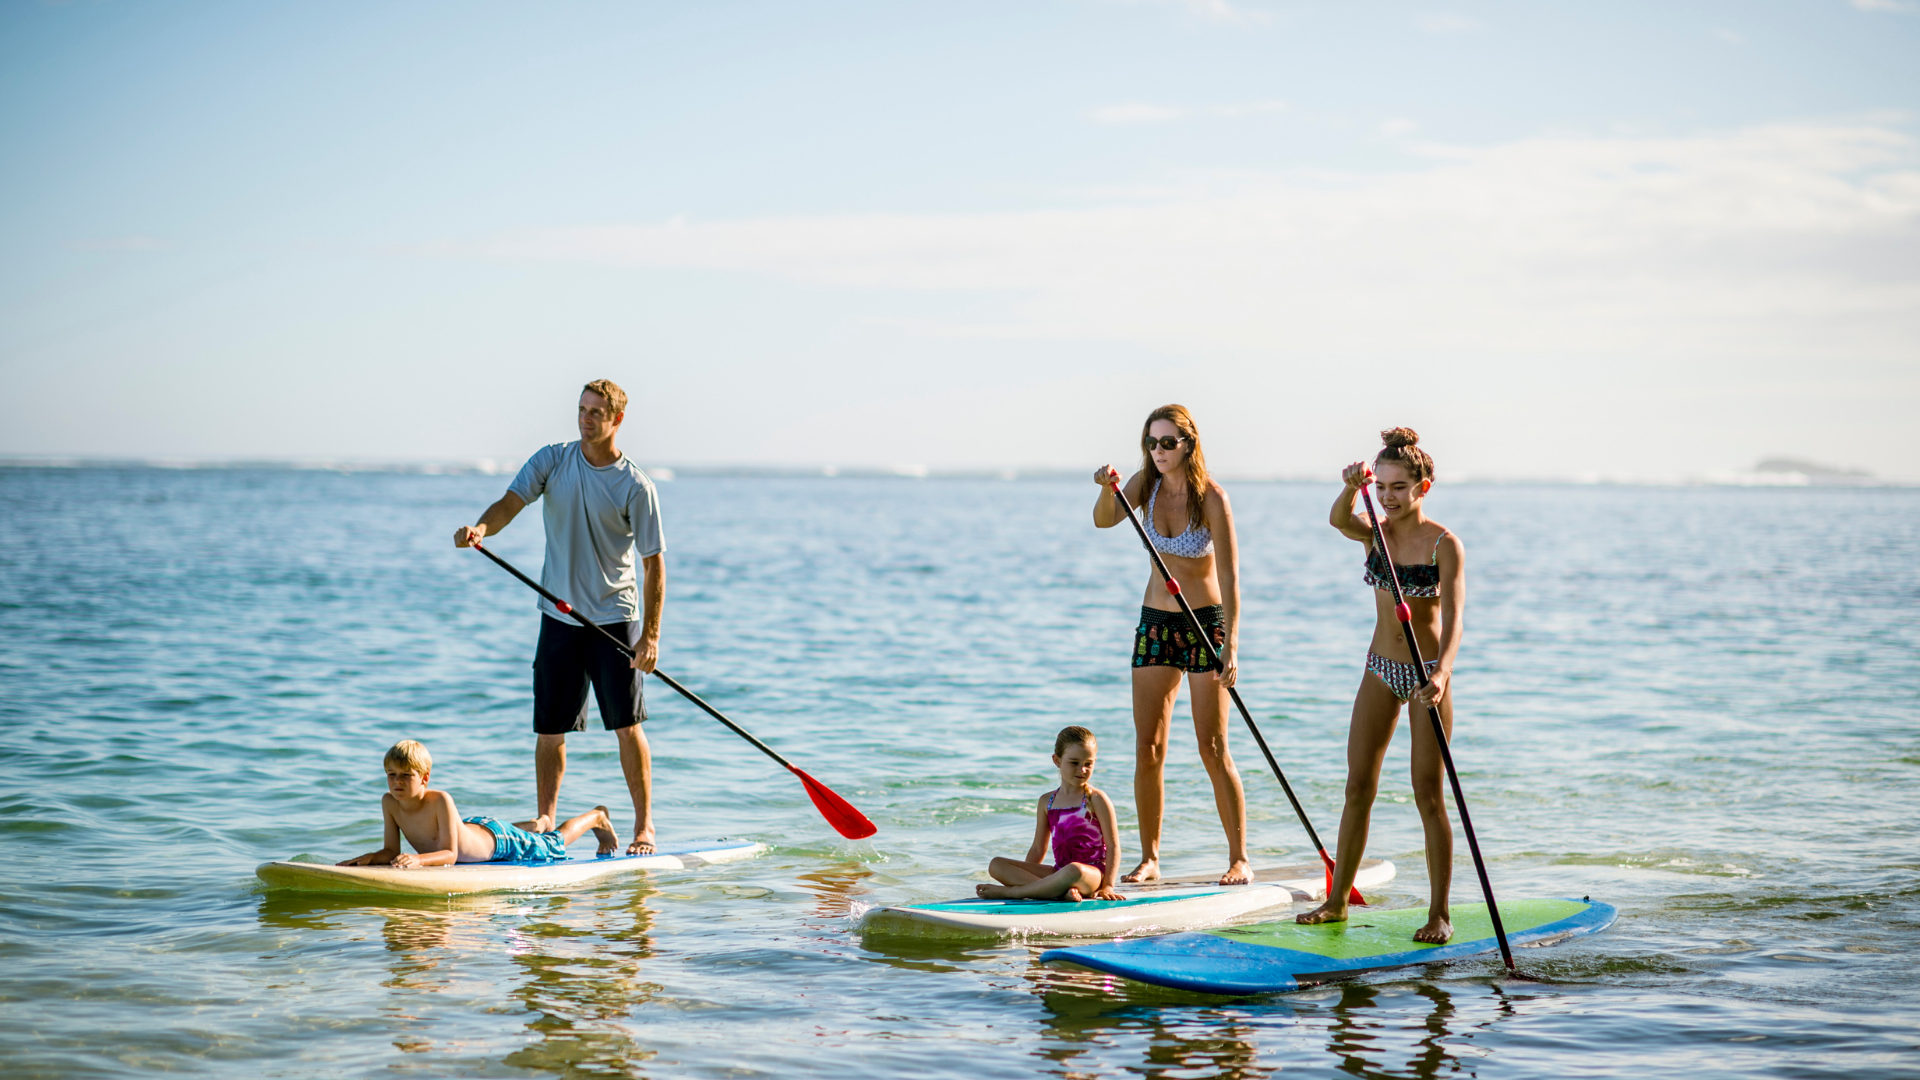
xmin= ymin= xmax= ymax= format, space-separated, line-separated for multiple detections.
xmin=2 ymin=466 xmax=1916 ymax=1079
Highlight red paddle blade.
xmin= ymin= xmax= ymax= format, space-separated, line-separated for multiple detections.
xmin=1319 ymin=850 xmax=1369 ymax=907
xmin=793 ymin=766 xmax=877 ymax=840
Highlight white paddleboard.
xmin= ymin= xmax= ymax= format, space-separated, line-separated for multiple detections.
xmin=256 ymin=840 xmax=767 ymax=896
xmin=860 ymin=858 xmax=1395 ymax=938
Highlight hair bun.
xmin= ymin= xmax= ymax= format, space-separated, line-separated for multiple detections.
xmin=1380 ymin=427 xmax=1420 ymax=449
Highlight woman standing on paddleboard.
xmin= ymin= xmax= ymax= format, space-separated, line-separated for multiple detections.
xmin=1298 ymin=427 xmax=1464 ymax=943
xmin=1092 ymin=404 xmax=1251 ymax=887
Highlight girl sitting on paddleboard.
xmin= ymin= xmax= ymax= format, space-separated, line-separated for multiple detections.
xmin=1298 ymin=428 xmax=1465 ymax=943
xmin=1092 ymin=404 xmax=1251 ymax=887
xmin=978 ymin=726 xmax=1122 ymax=902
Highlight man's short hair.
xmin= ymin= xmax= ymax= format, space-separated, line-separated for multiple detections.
xmin=583 ymin=379 xmax=628 ymax=416
xmin=385 ymin=740 xmax=432 ymax=776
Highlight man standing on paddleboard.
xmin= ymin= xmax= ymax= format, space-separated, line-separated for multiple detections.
xmin=455 ymin=379 xmax=665 ymax=856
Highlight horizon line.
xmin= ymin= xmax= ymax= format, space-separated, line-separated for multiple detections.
xmin=0 ymin=455 xmax=1902 ymax=489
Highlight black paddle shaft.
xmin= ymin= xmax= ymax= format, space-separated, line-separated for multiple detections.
xmin=1106 ymin=480 xmax=1335 ymax=860
xmin=1355 ymin=482 xmax=1515 ymax=971
xmin=467 ymin=540 xmax=796 ymax=773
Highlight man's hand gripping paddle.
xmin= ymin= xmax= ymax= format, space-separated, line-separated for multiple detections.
xmin=1354 ymin=470 xmax=1519 ymax=972
xmin=1105 ymin=475 xmax=1363 ymax=906
xmin=468 ymin=540 xmax=877 ymax=840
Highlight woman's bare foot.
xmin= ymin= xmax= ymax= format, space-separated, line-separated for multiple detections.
xmin=1120 ymin=858 xmax=1160 ymax=883
xmin=1218 ymin=859 xmax=1253 ymax=886
xmin=976 ymin=883 xmax=1014 ymax=899
xmin=590 ymin=806 xmax=618 ymax=856
xmin=1414 ymin=913 xmax=1453 ymax=944
xmin=1296 ymin=901 xmax=1348 ymax=926
xmin=1064 ymin=887 xmax=1085 ymax=902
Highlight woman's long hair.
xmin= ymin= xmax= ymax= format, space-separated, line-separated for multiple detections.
xmin=1138 ymin=404 xmax=1210 ymax=533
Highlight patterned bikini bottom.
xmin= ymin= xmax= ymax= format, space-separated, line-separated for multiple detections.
xmin=1365 ymin=650 xmax=1439 ymax=702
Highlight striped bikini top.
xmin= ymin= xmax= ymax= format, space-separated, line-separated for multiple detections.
xmin=1364 ymin=531 xmax=1446 ymax=598
xmin=1147 ymin=480 xmax=1213 ymax=558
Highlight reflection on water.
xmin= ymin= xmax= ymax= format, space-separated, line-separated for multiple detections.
xmin=1027 ymin=960 xmax=1528 ymax=1080
xmin=795 ymin=861 xmax=877 ymax=922
xmin=1034 ymin=990 xmax=1276 ymax=1079
xmin=255 ymin=886 xmax=667 ymax=1077
xmin=501 ymin=887 xmax=662 ymax=1079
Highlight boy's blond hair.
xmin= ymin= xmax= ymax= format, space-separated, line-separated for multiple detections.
xmin=384 ymin=740 xmax=432 ymax=776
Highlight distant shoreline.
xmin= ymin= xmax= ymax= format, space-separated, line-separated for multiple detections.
xmin=0 ymin=457 xmax=1908 ymax=488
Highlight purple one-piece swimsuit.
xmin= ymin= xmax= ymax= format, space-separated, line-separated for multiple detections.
xmin=1047 ymin=792 xmax=1107 ymax=872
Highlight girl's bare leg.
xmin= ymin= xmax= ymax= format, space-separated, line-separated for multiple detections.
xmin=1298 ymin=675 xmax=1403 ymax=924
xmin=977 ymin=862 xmax=1101 ymax=900
xmin=1125 ymin=665 xmax=1181 ymax=882
xmin=1408 ymin=695 xmax=1456 ymax=943
xmin=985 ymin=856 xmax=1050 ymax=888
xmin=1189 ymin=669 xmax=1251 ymax=885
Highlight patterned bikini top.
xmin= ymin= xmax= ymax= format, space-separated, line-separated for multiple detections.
xmin=1146 ymin=480 xmax=1214 ymax=558
xmin=1364 ymin=531 xmax=1446 ymax=598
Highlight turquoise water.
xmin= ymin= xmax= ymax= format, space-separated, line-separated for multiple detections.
xmin=2 ymin=467 xmax=1917 ymax=1078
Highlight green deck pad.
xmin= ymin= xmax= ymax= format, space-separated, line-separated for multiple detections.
xmin=1206 ymin=898 xmax=1589 ymax=960
xmin=909 ymin=889 xmax=1222 ymax=914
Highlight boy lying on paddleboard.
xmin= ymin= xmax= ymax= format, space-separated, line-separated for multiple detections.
xmin=339 ymin=740 xmax=618 ymax=868
xmin=978 ymin=726 xmax=1123 ymax=902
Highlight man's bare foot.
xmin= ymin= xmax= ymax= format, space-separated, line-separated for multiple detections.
xmin=1219 ymin=859 xmax=1253 ymax=886
xmin=590 ymin=806 xmax=618 ymax=856
xmin=627 ymin=828 xmax=656 ymax=856
xmin=530 ymin=814 xmax=555 ymax=833
xmin=1120 ymin=859 xmax=1160 ymax=883
xmin=976 ymin=883 xmax=1014 ymax=899
xmin=1296 ymin=901 xmax=1349 ymax=926
xmin=1414 ymin=913 xmax=1453 ymax=944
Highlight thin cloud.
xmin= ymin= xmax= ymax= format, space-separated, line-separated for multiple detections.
xmin=1090 ymin=103 xmax=1185 ymax=125
xmin=1090 ymin=100 xmax=1287 ymax=124
xmin=1417 ymin=12 xmax=1481 ymax=33
xmin=1096 ymin=0 xmax=1273 ymax=23
xmin=460 ymin=121 xmax=1920 ymax=364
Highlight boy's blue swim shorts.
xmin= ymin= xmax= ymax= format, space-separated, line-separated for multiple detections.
xmin=465 ymin=816 xmax=569 ymax=863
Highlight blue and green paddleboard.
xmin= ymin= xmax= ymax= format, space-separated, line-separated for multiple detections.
xmin=1042 ymin=897 xmax=1615 ymax=994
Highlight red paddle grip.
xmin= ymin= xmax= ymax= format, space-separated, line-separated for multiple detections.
xmin=1395 ymin=602 xmax=1411 ymax=623
xmin=557 ymin=600 xmax=573 ymax=615
xmin=1165 ymin=579 xmax=1181 ymax=596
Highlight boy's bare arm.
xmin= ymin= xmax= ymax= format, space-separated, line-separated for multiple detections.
xmin=392 ymin=791 xmax=460 ymax=869
xmin=338 ymin=797 xmax=404 ymax=865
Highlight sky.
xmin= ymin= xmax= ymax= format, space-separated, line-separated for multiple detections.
xmin=2 ymin=0 xmax=1916 ymax=481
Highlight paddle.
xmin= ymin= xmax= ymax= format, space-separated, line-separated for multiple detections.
xmin=1354 ymin=473 xmax=1515 ymax=971
xmin=1105 ymin=475 xmax=1365 ymax=906
xmin=467 ymin=539 xmax=878 ymax=840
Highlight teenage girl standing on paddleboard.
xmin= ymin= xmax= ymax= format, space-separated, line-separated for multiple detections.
xmin=1298 ymin=428 xmax=1464 ymax=943
xmin=1092 ymin=404 xmax=1252 ymax=887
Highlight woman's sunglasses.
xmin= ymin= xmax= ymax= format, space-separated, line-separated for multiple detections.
xmin=1143 ymin=435 xmax=1189 ymax=451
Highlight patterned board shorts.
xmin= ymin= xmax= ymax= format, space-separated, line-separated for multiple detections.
xmin=465 ymin=816 xmax=569 ymax=864
xmin=1132 ymin=605 xmax=1227 ymax=673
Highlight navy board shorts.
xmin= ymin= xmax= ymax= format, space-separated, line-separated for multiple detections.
xmin=532 ymin=614 xmax=647 ymax=735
